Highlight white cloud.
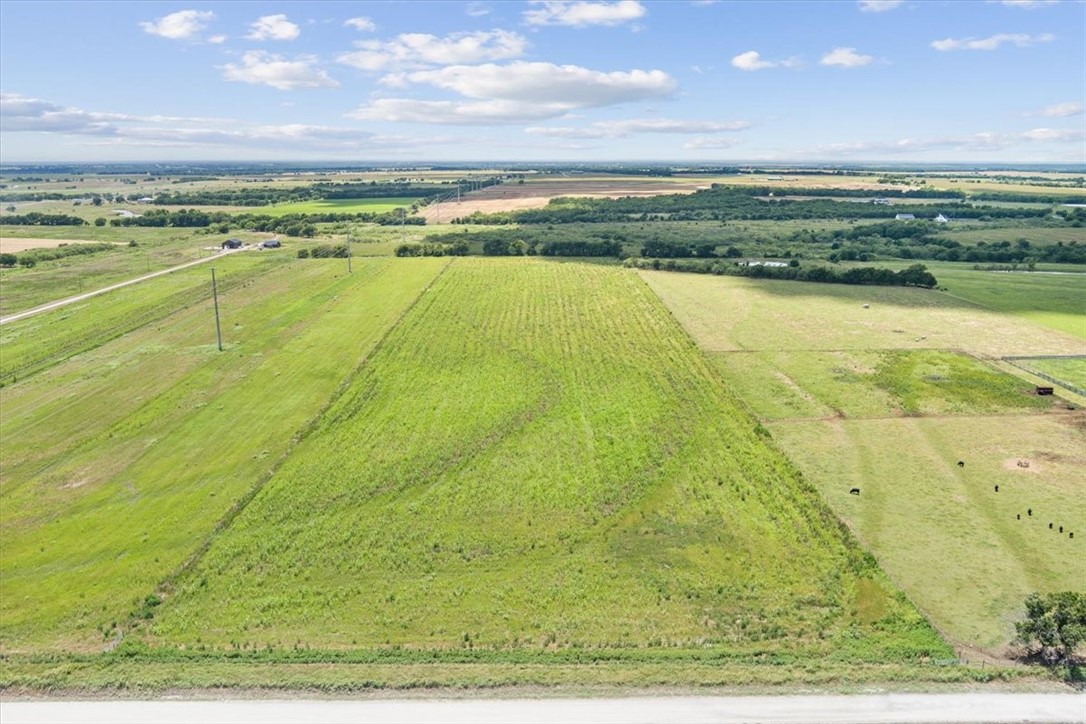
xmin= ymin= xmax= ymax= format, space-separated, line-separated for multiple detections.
xmin=526 ymin=118 xmax=749 ymax=138
xmin=348 ymin=99 xmax=575 ymax=124
xmin=997 ymin=1 xmax=1059 ymax=8
xmin=0 ymin=93 xmax=472 ymax=158
xmin=858 ymin=0 xmax=903 ymax=11
xmin=394 ymin=62 xmax=676 ymax=106
xmin=349 ymin=62 xmax=675 ymax=125
xmin=344 ymin=17 xmax=376 ymax=32
xmin=338 ymin=30 xmax=527 ymax=72
xmin=208 ymin=35 xmax=227 ymax=44
xmin=682 ymin=136 xmax=740 ymax=150
xmin=139 ymin=10 xmax=214 ymax=40
xmin=523 ymin=1 xmax=646 ymax=27
xmin=931 ymin=32 xmax=1054 ymax=51
xmin=1037 ymin=101 xmax=1084 ymax=117
xmin=815 ymin=127 xmax=1084 ymax=156
xmin=466 ymin=2 xmax=491 ymax=16
xmin=221 ymin=51 xmax=339 ymax=90
xmin=246 ymin=14 xmax=300 ymax=41
xmin=730 ymin=51 xmax=801 ymax=71
xmin=820 ymin=47 xmax=874 ymax=67
xmin=1021 ymin=127 xmax=1084 ymax=141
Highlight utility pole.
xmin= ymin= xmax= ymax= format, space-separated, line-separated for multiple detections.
xmin=211 ymin=268 xmax=223 ymax=352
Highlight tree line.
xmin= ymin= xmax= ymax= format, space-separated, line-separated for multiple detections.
xmin=452 ymin=186 xmax=1053 ymax=225
xmin=625 ymin=258 xmax=939 ymax=288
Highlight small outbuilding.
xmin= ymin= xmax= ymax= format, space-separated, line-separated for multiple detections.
xmin=895 ymin=213 xmax=916 ymax=221
xmin=934 ymin=214 xmax=950 ymax=223
xmin=221 ymin=238 xmax=243 ymax=250
xmin=260 ymin=238 xmax=281 ymax=249
xmin=1036 ymin=386 xmax=1054 ymax=396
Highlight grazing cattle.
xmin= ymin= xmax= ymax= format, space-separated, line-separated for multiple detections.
xmin=1049 ymin=523 xmax=1053 ymax=529
xmin=1017 ymin=514 xmax=1021 ymax=520
xmin=994 ymin=485 xmax=999 ymax=492
xmin=957 ymin=461 xmax=965 ymax=467
xmin=849 ymin=488 xmax=861 ymax=496
xmin=1028 ymin=509 xmax=1032 ymax=516
xmin=1071 ymin=532 xmax=1074 ymax=539
xmin=1059 ymin=526 xmax=1063 ymax=533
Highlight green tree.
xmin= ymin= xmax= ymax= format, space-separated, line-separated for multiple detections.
xmin=1014 ymin=591 xmax=1086 ymax=665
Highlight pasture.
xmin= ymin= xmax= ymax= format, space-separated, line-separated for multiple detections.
xmin=260 ymin=197 xmax=421 ymax=216
xmin=140 ymin=259 xmax=944 ymax=663
xmin=638 ymin=271 xmax=1084 ymax=357
xmin=645 ymin=268 xmax=1085 ymax=654
xmin=0 ymin=257 xmax=446 ymax=650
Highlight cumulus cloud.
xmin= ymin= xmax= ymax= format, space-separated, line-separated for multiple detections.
xmin=466 ymin=2 xmax=491 ymax=16
xmin=247 ymin=14 xmax=300 ymax=41
xmin=344 ymin=17 xmax=376 ymax=32
xmin=815 ymin=127 xmax=1084 ymax=156
xmin=140 ymin=10 xmax=214 ymax=40
xmin=347 ymin=99 xmax=576 ymax=124
xmin=523 ymin=1 xmax=646 ymax=27
xmin=0 ymin=93 xmax=462 ymax=156
xmin=820 ymin=47 xmax=874 ymax=67
xmin=1037 ymin=101 xmax=1084 ymax=117
xmin=858 ymin=0 xmax=903 ymax=11
xmin=350 ymin=62 xmax=676 ymax=125
xmin=682 ymin=136 xmax=741 ymax=150
xmin=1 ymin=93 xmax=119 ymax=134
xmin=338 ymin=30 xmax=527 ymax=72
xmin=221 ymin=51 xmax=339 ymax=90
xmin=394 ymin=62 xmax=675 ymax=105
xmin=207 ymin=34 xmax=227 ymax=44
xmin=730 ymin=51 xmax=801 ymax=71
xmin=526 ymin=118 xmax=749 ymax=138
xmin=997 ymin=1 xmax=1058 ymax=7
xmin=931 ymin=32 xmax=1054 ymax=50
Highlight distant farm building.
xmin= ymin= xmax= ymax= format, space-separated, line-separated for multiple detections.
xmin=872 ymin=198 xmax=894 ymax=205
xmin=935 ymin=214 xmax=950 ymax=223
xmin=136 ymin=197 xmax=155 ymax=204
xmin=1036 ymin=386 xmax=1054 ymax=396
xmin=895 ymin=213 xmax=916 ymax=221
xmin=738 ymin=260 xmax=789 ymax=268
xmin=260 ymin=238 xmax=281 ymax=249
xmin=221 ymin=238 xmax=244 ymax=249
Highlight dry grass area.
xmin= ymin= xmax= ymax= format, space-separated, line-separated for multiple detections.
xmin=0 ymin=238 xmax=116 ymax=253
xmin=418 ymin=177 xmax=710 ymax=222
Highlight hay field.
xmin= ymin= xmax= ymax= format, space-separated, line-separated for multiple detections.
xmin=644 ymin=268 xmax=1085 ymax=654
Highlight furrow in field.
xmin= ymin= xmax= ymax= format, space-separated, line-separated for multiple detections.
xmin=0 ymin=258 xmax=445 ymax=651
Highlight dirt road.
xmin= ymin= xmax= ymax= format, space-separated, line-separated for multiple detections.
xmin=0 ymin=249 xmax=240 ymax=326
xmin=2 ymin=693 xmax=1083 ymax=724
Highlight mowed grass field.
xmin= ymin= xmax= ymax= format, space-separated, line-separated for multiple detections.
xmin=643 ymin=269 xmax=1085 ymax=654
xmin=127 ymin=259 xmax=947 ymax=662
xmin=260 ymin=197 xmax=421 ymax=216
xmin=1 ymin=257 xmax=447 ymax=651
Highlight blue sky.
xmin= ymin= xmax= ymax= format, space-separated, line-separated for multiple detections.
xmin=1 ymin=0 xmax=1083 ymax=163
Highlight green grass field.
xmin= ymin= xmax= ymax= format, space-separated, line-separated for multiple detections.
xmin=645 ymin=268 xmax=1085 ymax=655
xmin=713 ymin=350 xmax=1053 ymax=421
xmin=0 ymin=257 xmax=446 ymax=650
xmin=260 ymin=197 xmax=421 ymax=217
xmin=137 ymin=259 xmax=944 ymax=662
xmin=1005 ymin=356 xmax=1086 ymax=394
xmin=639 ymin=270 xmax=1084 ymax=357
xmin=768 ymin=415 xmax=1085 ymax=649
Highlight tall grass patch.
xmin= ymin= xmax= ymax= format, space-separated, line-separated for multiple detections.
xmin=148 ymin=259 xmax=946 ymax=663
